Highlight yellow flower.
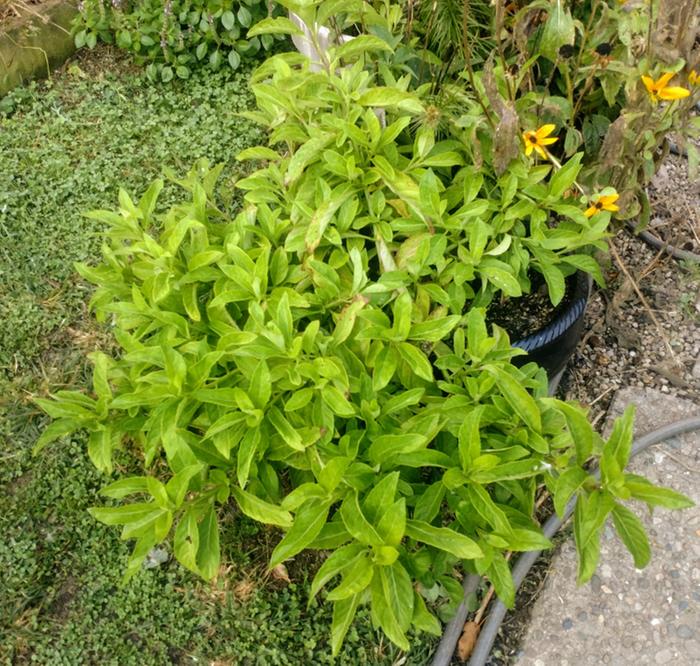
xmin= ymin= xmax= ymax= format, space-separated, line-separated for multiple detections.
xmin=690 ymin=70 xmax=699 ymax=86
xmin=522 ymin=124 xmax=558 ymax=159
xmin=584 ymin=193 xmax=619 ymax=218
xmin=641 ymin=72 xmax=690 ymax=102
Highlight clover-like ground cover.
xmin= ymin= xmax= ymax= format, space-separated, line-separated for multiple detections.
xmin=0 ymin=47 xmax=438 ymax=664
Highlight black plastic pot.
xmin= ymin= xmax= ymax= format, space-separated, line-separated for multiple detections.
xmin=511 ymin=270 xmax=592 ymax=378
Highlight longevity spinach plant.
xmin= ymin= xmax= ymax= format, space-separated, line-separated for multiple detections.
xmin=74 ymin=0 xmax=282 ymax=81
xmin=36 ymin=160 xmax=693 ymax=654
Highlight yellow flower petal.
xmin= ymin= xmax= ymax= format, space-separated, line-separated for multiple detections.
xmin=658 ymin=86 xmax=690 ymax=100
xmin=536 ymin=124 xmax=556 ymax=139
xmin=584 ymin=206 xmax=597 ymax=218
xmin=600 ymin=194 xmax=619 ymax=206
xmin=525 ymin=144 xmax=534 ymax=156
xmin=690 ymin=70 xmax=698 ymax=86
xmin=534 ymin=145 xmax=549 ymax=159
xmin=605 ymin=203 xmax=620 ymax=212
xmin=657 ymin=72 xmax=675 ymax=88
xmin=540 ymin=137 xmax=558 ymax=146
xmin=641 ymin=75 xmax=655 ymax=92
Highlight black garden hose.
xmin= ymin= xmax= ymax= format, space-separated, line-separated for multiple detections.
xmin=430 ymin=416 xmax=700 ymax=666
xmin=625 ymin=221 xmax=700 ymax=264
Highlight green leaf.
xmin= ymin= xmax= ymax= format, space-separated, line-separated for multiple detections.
xmin=332 ymin=35 xmax=393 ymax=62
xmin=367 ymin=433 xmax=428 ymax=466
xmin=506 ymin=528 xmax=553 ymax=551
xmin=174 ymin=509 xmax=200 ymax=573
xmin=539 ymin=3 xmax=575 ymax=61
xmin=487 ymin=552 xmax=515 ymax=607
xmin=237 ymin=146 xmax=280 ymax=162
xmin=485 ymin=366 xmax=541 ymax=432
xmin=458 ymin=406 xmax=484 ymax=470
xmin=309 ymin=543 xmax=366 ymax=603
xmin=408 ymin=316 xmax=461 ymax=342
xmin=624 ymin=476 xmax=695 ymax=509
xmin=562 ymin=254 xmax=605 ymax=287
xmin=246 ymin=17 xmax=304 ymax=37
xmin=322 ymin=386 xmax=355 ymax=417
xmin=373 ymin=345 xmax=398 ymax=391
xmin=554 ymin=467 xmax=589 ymax=517
xmin=197 ymin=506 xmax=220 ymax=580
xmin=330 ymin=593 xmax=361 ymax=656
xmin=611 ymin=503 xmax=651 ymax=569
xmin=396 ymin=342 xmax=433 ymax=382
xmin=573 ymin=490 xmax=615 ymax=583
xmin=267 ymin=407 xmax=304 ymax=451
xmin=237 ymin=6 xmax=252 ymax=27
xmin=381 ymin=388 xmax=424 ymax=416
xmin=166 ymin=464 xmax=204 ymax=507
xmin=376 ymin=499 xmax=406 ymax=546
xmin=33 ymin=419 xmax=80 ymax=454
xmin=231 ymin=486 xmax=293 ymax=528
xmin=539 ymin=262 xmax=566 ymax=306
xmin=89 ymin=503 xmax=157 ymax=526
xmin=465 ymin=484 xmax=513 ymax=536
xmin=405 ymin=519 xmax=482 ymax=559
xmin=413 ymin=482 xmax=445 ymax=523
xmin=370 ymin=564 xmax=414 ymax=649
xmin=358 ymin=88 xmax=424 ymax=115
xmin=221 ymin=10 xmax=235 ymax=31
xmin=412 ymin=590 xmax=442 ymax=635
xmin=606 ymin=405 xmax=635 ymax=469
xmin=549 ymin=153 xmax=582 ymax=199
xmin=480 ymin=265 xmax=522 ymax=297
xmin=88 ymin=428 xmax=115 ymax=473
xmin=269 ymin=499 xmax=331 ymax=568
xmin=340 ymin=492 xmax=383 ymax=546
xmin=284 ymin=388 xmax=314 ymax=412
xmin=326 ymin=553 xmax=374 ymax=601
xmin=228 ymin=51 xmax=241 ymax=71
xmin=100 ymin=477 xmax=149 ymax=499
xmin=556 ymin=400 xmax=596 ymax=465
xmin=248 ymin=361 xmax=271 ymax=409
xmin=236 ymin=426 xmax=260 ymax=488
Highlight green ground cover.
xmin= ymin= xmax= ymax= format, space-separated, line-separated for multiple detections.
xmin=0 ymin=48 xmax=437 ymax=664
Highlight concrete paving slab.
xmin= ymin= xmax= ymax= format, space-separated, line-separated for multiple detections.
xmin=515 ymin=387 xmax=700 ymax=666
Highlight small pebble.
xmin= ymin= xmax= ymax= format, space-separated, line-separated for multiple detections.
xmin=677 ymin=624 xmax=694 ymax=639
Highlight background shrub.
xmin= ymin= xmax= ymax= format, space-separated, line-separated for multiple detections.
xmin=74 ymin=0 xmax=283 ymax=81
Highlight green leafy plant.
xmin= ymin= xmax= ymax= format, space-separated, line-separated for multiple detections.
xmin=33 ymin=0 xmax=697 ymax=658
xmin=35 ymin=157 xmax=692 ymax=654
xmin=74 ymin=0 xmax=282 ymax=81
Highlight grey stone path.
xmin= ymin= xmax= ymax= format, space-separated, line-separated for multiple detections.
xmin=515 ymin=388 xmax=700 ymax=665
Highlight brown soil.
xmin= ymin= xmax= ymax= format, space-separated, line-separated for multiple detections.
xmin=487 ymin=273 xmax=564 ymax=341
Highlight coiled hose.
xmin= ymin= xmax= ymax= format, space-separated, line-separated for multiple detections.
xmin=430 ymin=416 xmax=700 ymax=666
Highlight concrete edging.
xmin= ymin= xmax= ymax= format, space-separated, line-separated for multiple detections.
xmin=1 ymin=1 xmax=79 ymax=96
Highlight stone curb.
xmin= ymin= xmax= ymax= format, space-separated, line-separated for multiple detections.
xmin=1 ymin=0 xmax=79 ymax=97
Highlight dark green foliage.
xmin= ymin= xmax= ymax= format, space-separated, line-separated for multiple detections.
xmin=74 ymin=0 xmax=283 ymax=81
